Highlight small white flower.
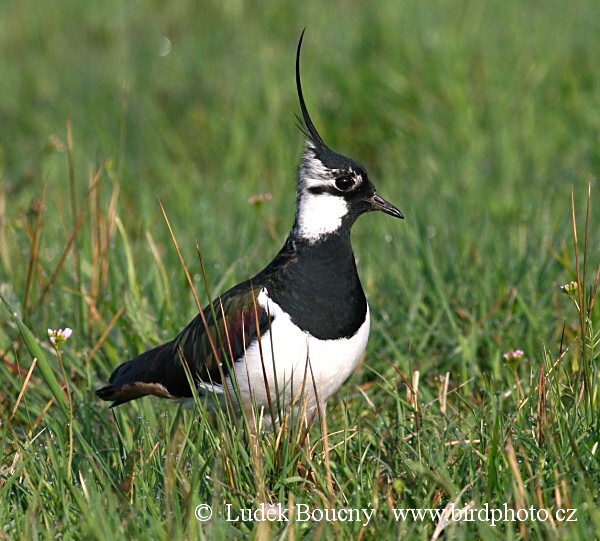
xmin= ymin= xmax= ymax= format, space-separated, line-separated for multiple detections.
xmin=560 ymin=281 xmax=578 ymax=294
xmin=502 ymin=349 xmax=525 ymax=362
xmin=48 ymin=327 xmax=73 ymax=348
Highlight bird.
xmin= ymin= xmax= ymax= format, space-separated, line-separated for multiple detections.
xmin=96 ymin=31 xmax=403 ymax=428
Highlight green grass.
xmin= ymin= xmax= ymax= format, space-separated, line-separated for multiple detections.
xmin=1 ymin=0 xmax=600 ymax=538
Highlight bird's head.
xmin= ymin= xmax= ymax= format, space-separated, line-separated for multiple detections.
xmin=293 ymin=31 xmax=403 ymax=244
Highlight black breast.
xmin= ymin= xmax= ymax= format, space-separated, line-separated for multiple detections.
xmin=263 ymin=234 xmax=367 ymax=340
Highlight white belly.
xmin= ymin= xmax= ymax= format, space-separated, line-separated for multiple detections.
xmin=231 ymin=289 xmax=370 ymax=418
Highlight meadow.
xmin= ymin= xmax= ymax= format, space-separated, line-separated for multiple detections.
xmin=1 ymin=0 xmax=599 ymax=538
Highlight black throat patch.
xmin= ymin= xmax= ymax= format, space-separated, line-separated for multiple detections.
xmin=263 ymin=233 xmax=368 ymax=340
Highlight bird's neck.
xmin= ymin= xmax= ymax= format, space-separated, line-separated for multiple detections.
xmin=262 ymin=230 xmax=367 ymax=340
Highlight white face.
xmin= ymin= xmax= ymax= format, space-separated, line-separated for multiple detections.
xmin=294 ymin=190 xmax=349 ymax=242
xmin=293 ymin=142 xmax=364 ymax=243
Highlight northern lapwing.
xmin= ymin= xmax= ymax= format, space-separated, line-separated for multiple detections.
xmin=96 ymin=32 xmax=403 ymax=427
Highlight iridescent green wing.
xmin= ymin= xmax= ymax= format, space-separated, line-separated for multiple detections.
xmin=173 ymin=280 xmax=272 ymax=388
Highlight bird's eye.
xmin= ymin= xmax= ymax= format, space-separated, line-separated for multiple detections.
xmin=335 ymin=174 xmax=354 ymax=192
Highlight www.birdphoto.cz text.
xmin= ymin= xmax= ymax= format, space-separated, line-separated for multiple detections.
xmin=195 ymin=503 xmax=577 ymax=527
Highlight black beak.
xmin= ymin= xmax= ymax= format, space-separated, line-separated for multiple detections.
xmin=369 ymin=193 xmax=404 ymax=219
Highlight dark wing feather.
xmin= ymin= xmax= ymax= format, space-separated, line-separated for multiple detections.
xmin=174 ymin=282 xmax=271 ymax=386
xmin=96 ymin=281 xmax=272 ymax=407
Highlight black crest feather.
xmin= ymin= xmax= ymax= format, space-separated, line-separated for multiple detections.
xmin=296 ymin=30 xmax=325 ymax=148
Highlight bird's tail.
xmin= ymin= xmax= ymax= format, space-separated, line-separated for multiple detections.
xmin=96 ymin=342 xmax=183 ymax=407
